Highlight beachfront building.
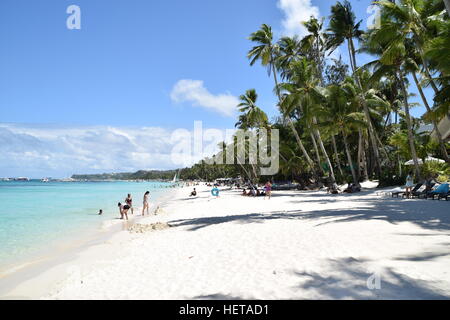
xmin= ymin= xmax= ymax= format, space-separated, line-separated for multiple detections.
xmin=433 ymin=114 xmax=450 ymax=142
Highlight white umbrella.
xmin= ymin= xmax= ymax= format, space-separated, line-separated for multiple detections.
xmin=425 ymin=156 xmax=445 ymax=163
xmin=404 ymin=156 xmax=445 ymax=165
xmin=404 ymin=159 xmax=423 ymax=165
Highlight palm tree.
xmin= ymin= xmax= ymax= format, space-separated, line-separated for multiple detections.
xmin=327 ymin=0 xmax=383 ymax=178
xmin=404 ymin=50 xmax=450 ymax=163
xmin=375 ymin=0 xmax=443 ymax=93
xmin=237 ymin=89 xmax=269 ymax=129
xmin=301 ymin=17 xmax=326 ymax=84
xmin=248 ymin=24 xmax=315 ymax=169
xmin=276 ymin=36 xmax=303 ymax=80
xmin=363 ymin=15 xmax=422 ymax=178
xmin=323 ymin=82 xmax=366 ymax=185
xmin=278 ymin=58 xmax=337 ymax=183
xmin=300 ymin=16 xmax=339 ymax=183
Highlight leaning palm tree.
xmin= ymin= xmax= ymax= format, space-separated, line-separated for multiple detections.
xmin=248 ymin=24 xmax=315 ymax=170
xmin=404 ymin=46 xmax=450 ymax=163
xmin=375 ymin=0 xmax=440 ymax=93
xmin=278 ymin=58 xmax=337 ymax=183
xmin=363 ymin=18 xmax=422 ymax=178
xmin=326 ymin=0 xmax=383 ymax=178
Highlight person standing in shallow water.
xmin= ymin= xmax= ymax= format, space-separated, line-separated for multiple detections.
xmin=142 ymin=191 xmax=150 ymax=216
xmin=125 ymin=194 xmax=133 ymax=215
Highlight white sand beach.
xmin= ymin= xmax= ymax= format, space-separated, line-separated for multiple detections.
xmin=1 ymin=184 xmax=450 ymax=300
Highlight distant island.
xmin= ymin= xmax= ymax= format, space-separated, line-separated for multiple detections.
xmin=71 ymin=170 xmax=178 ymax=181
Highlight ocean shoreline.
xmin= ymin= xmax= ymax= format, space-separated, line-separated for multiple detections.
xmin=0 ymin=185 xmax=178 ymax=299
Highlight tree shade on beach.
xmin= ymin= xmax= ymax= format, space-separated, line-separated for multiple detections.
xmin=180 ymin=0 xmax=450 ymax=187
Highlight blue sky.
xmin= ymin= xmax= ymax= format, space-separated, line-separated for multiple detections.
xmin=0 ymin=0 xmax=434 ymax=177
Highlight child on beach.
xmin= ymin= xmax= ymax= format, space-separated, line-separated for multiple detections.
xmin=264 ymin=181 xmax=272 ymax=199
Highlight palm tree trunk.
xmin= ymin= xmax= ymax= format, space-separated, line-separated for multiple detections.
xmin=412 ymin=72 xmax=450 ymax=163
xmin=314 ymin=127 xmax=336 ymax=183
xmin=310 ymin=130 xmax=322 ymax=169
xmin=348 ymin=37 xmax=382 ymax=179
xmin=398 ymin=68 xmax=421 ymax=178
xmin=445 ymin=0 xmax=450 ymax=16
xmin=357 ymin=129 xmax=363 ymax=181
xmin=272 ymin=61 xmax=316 ymax=169
xmin=362 ymin=137 xmax=369 ymax=180
xmin=287 ymin=120 xmax=315 ymax=168
xmin=343 ymin=132 xmax=358 ymax=185
xmin=332 ymin=135 xmax=344 ymax=177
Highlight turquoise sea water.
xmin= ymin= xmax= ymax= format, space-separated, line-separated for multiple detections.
xmin=0 ymin=181 xmax=172 ymax=270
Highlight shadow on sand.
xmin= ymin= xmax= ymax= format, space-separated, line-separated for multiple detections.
xmin=291 ymin=257 xmax=450 ymax=299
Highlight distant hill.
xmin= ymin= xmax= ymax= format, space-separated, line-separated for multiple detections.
xmin=71 ymin=170 xmax=178 ymax=181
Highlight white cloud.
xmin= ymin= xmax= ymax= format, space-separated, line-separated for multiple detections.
xmin=0 ymin=123 xmax=232 ymax=178
xmin=170 ymin=79 xmax=239 ymax=117
xmin=277 ymin=0 xmax=320 ymax=37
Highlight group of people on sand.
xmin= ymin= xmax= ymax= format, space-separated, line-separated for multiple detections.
xmin=242 ymin=181 xmax=272 ymax=199
xmin=187 ymin=181 xmax=273 ymax=199
xmin=327 ymin=181 xmax=361 ymax=195
xmin=403 ymin=171 xmax=443 ymax=199
xmin=117 ymin=191 xmax=150 ymax=220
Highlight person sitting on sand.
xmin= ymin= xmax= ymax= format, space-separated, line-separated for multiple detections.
xmin=142 ymin=191 xmax=150 ymax=216
xmin=125 ymin=194 xmax=133 ymax=215
xmin=327 ymin=182 xmax=340 ymax=194
xmin=118 ymin=202 xmax=129 ymax=220
xmin=190 ymin=188 xmax=197 ymax=197
xmin=343 ymin=182 xmax=361 ymax=193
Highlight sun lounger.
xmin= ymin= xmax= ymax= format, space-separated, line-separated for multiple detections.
xmin=391 ymin=183 xmax=422 ymax=198
xmin=437 ymin=191 xmax=450 ymax=201
xmin=412 ymin=183 xmax=436 ymax=199
xmin=426 ymin=183 xmax=449 ymax=200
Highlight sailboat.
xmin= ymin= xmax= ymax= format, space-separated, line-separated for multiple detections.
xmin=172 ymin=169 xmax=180 ymax=183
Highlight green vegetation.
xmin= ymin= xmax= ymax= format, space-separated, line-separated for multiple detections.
xmin=182 ymin=0 xmax=450 ymax=187
xmin=72 ymin=170 xmax=177 ymax=181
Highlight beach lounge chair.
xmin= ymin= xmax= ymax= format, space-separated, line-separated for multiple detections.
xmin=437 ymin=191 xmax=450 ymax=201
xmin=426 ymin=183 xmax=449 ymax=200
xmin=391 ymin=183 xmax=422 ymax=198
xmin=413 ymin=183 xmax=436 ymax=199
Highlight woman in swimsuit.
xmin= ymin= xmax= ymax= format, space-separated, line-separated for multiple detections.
xmin=118 ymin=202 xmax=129 ymax=220
xmin=142 ymin=191 xmax=150 ymax=216
xmin=125 ymin=194 xmax=133 ymax=215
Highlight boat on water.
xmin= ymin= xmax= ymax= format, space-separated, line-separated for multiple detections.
xmin=15 ymin=177 xmax=30 ymax=181
xmin=41 ymin=178 xmax=50 ymax=182
xmin=172 ymin=170 xmax=180 ymax=183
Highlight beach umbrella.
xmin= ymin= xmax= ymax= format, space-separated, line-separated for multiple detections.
xmin=404 ymin=157 xmax=445 ymax=165
xmin=424 ymin=156 xmax=445 ymax=163
xmin=404 ymin=159 xmax=424 ymax=165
